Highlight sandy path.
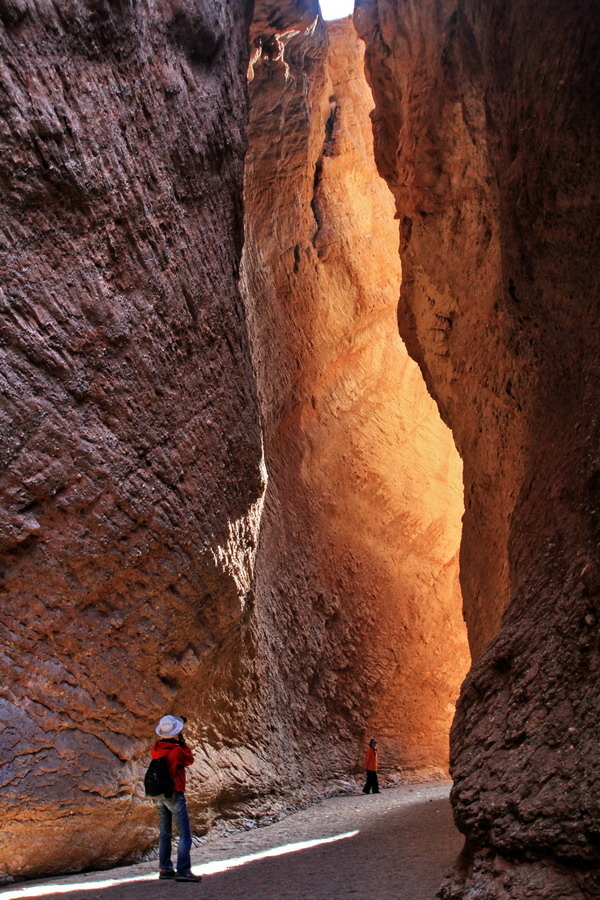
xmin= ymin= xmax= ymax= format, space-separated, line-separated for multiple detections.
xmin=1 ymin=782 xmax=462 ymax=900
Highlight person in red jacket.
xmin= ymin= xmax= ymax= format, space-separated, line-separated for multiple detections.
xmin=362 ymin=738 xmax=379 ymax=794
xmin=151 ymin=715 xmax=201 ymax=883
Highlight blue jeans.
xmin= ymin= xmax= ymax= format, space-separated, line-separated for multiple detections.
xmin=155 ymin=791 xmax=192 ymax=874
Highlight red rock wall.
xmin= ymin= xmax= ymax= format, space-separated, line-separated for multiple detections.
xmin=243 ymin=10 xmax=469 ymax=786
xmin=356 ymin=0 xmax=600 ymax=895
xmin=0 ymin=0 xmax=265 ymax=879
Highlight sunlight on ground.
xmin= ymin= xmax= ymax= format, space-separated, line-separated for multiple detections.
xmin=320 ymin=0 xmax=354 ymax=21
xmin=2 ymin=831 xmax=359 ymax=898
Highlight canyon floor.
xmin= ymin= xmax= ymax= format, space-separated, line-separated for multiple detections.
xmin=1 ymin=782 xmax=461 ymax=900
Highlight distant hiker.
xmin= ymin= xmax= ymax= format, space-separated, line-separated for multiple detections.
xmin=363 ymin=738 xmax=379 ymax=794
xmin=151 ymin=715 xmax=202 ymax=883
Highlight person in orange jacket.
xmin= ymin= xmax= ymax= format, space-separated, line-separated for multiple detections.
xmin=363 ymin=738 xmax=379 ymax=794
xmin=151 ymin=715 xmax=201 ymax=883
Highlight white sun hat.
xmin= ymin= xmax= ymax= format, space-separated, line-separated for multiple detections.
xmin=155 ymin=715 xmax=184 ymax=738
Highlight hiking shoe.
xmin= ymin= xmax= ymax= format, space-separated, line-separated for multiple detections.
xmin=159 ymin=869 xmax=176 ymax=880
xmin=175 ymin=872 xmax=202 ymax=883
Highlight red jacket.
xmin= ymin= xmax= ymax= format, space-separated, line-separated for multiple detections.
xmin=151 ymin=739 xmax=194 ymax=793
xmin=364 ymin=746 xmax=378 ymax=771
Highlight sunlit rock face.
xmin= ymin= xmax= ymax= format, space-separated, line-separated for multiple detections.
xmin=356 ymin=0 xmax=600 ymax=895
xmin=243 ymin=12 xmax=469 ymax=785
xmin=0 ymin=0 xmax=264 ymax=878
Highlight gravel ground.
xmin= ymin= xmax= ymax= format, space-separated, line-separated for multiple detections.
xmin=1 ymin=782 xmax=462 ymax=900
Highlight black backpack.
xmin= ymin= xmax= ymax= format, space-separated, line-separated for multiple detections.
xmin=144 ymin=756 xmax=174 ymax=798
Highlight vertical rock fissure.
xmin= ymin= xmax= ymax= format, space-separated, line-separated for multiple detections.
xmin=310 ymin=97 xmax=338 ymax=247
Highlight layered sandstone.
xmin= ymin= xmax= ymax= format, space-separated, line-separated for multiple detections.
xmin=243 ymin=13 xmax=469 ymax=784
xmin=356 ymin=0 xmax=600 ymax=895
xmin=0 ymin=0 xmax=265 ymax=878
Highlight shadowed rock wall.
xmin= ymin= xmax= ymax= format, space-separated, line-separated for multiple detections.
xmin=356 ymin=0 xmax=600 ymax=895
xmin=243 ymin=10 xmax=469 ymax=784
xmin=0 ymin=0 xmax=264 ymax=878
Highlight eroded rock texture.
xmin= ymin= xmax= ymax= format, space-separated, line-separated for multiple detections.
xmin=0 ymin=0 xmax=264 ymax=878
xmin=356 ymin=0 xmax=600 ymax=895
xmin=243 ymin=11 xmax=469 ymax=785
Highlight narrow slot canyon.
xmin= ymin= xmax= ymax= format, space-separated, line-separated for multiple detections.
xmin=242 ymin=12 xmax=469 ymax=786
xmin=0 ymin=1 xmax=598 ymax=898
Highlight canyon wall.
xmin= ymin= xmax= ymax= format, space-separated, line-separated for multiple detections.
xmin=0 ymin=0 xmax=265 ymax=879
xmin=356 ymin=0 xmax=600 ymax=895
xmin=243 ymin=11 xmax=469 ymax=784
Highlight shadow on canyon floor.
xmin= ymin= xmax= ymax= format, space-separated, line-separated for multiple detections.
xmin=1 ymin=783 xmax=461 ymax=900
